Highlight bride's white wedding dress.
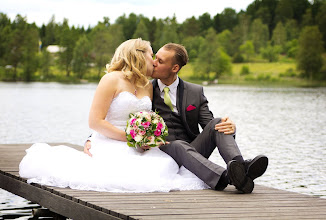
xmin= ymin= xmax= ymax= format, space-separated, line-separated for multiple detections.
xmin=19 ymin=92 xmax=209 ymax=192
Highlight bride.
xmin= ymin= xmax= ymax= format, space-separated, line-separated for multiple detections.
xmin=19 ymin=38 xmax=208 ymax=193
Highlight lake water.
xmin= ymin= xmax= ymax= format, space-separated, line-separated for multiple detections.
xmin=1 ymin=82 xmax=326 ymax=219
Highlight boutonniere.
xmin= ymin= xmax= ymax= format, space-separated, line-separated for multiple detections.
xmin=186 ymin=105 xmax=196 ymax=111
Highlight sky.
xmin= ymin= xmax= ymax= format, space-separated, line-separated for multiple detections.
xmin=1 ymin=0 xmax=255 ymax=28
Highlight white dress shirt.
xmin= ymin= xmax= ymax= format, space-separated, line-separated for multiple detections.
xmin=157 ymin=77 xmax=179 ymax=114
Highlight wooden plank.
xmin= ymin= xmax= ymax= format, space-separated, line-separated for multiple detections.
xmin=0 ymin=172 xmax=121 ymax=220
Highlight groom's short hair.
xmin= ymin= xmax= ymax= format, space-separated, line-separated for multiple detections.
xmin=163 ymin=43 xmax=188 ymax=69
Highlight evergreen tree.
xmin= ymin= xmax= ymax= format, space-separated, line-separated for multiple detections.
xmin=133 ymin=18 xmax=150 ymax=40
xmin=301 ymin=8 xmax=314 ymax=27
xmin=116 ymin=13 xmax=138 ymax=40
xmin=250 ymin=19 xmax=269 ymax=53
xmin=58 ymin=19 xmax=76 ymax=76
xmin=72 ymin=35 xmax=92 ymax=79
xmin=285 ymin=19 xmax=299 ymax=41
xmin=260 ymin=43 xmax=282 ymax=62
xmin=195 ymin=28 xmax=231 ymax=79
xmin=198 ymin=13 xmax=213 ymax=35
xmin=22 ymin=24 xmax=39 ymax=81
xmin=39 ymin=49 xmax=51 ymax=79
xmin=297 ymin=26 xmax=324 ymax=80
xmin=153 ymin=19 xmax=164 ymax=52
xmin=272 ymin=22 xmax=287 ymax=51
xmin=7 ymin=15 xmax=28 ymax=80
xmin=219 ymin=8 xmax=238 ymax=32
xmin=195 ymin=28 xmax=218 ymax=79
xmin=217 ymin=29 xmax=232 ymax=56
xmin=0 ymin=13 xmax=12 ymax=66
xmin=91 ymin=23 xmax=124 ymax=78
xmin=239 ymin=40 xmax=255 ymax=61
xmin=179 ymin=16 xmax=200 ymax=38
xmin=275 ymin=0 xmax=294 ymax=24
xmin=155 ymin=17 xmax=179 ymax=49
xmin=316 ymin=1 xmax=326 ymax=49
xmin=181 ymin=36 xmax=204 ymax=60
xmin=212 ymin=13 xmax=221 ymax=33
xmin=43 ymin=15 xmax=59 ymax=47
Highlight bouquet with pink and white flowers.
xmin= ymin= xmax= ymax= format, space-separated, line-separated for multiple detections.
xmin=126 ymin=111 xmax=168 ymax=149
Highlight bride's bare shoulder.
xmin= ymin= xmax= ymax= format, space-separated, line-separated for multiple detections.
xmin=100 ymin=71 xmax=124 ymax=83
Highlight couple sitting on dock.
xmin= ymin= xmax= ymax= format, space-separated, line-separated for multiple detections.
xmin=19 ymin=39 xmax=268 ymax=193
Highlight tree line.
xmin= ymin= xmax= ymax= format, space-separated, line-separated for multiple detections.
xmin=0 ymin=0 xmax=325 ymax=82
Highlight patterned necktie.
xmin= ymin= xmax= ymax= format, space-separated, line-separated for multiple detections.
xmin=163 ymin=87 xmax=174 ymax=111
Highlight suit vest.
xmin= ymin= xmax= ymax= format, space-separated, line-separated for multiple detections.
xmin=152 ymin=88 xmax=192 ymax=143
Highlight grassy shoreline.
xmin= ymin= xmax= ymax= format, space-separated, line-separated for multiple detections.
xmin=179 ymin=62 xmax=326 ymax=87
xmin=1 ymin=61 xmax=325 ymax=87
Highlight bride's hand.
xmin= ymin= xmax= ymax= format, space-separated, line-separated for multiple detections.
xmin=158 ymin=141 xmax=170 ymax=147
xmin=140 ymin=145 xmax=151 ymax=151
xmin=84 ymin=140 xmax=93 ymax=157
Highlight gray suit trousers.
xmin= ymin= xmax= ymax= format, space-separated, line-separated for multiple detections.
xmin=160 ymin=118 xmax=242 ymax=189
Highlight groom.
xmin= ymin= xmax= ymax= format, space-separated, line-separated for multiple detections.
xmin=150 ymin=43 xmax=268 ymax=193
xmin=85 ymin=43 xmax=268 ymax=193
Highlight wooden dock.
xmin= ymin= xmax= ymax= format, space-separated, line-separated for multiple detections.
xmin=1 ymin=143 xmax=326 ymax=219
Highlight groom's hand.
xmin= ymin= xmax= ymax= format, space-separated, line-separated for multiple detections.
xmin=84 ymin=140 xmax=93 ymax=157
xmin=215 ymin=116 xmax=236 ymax=135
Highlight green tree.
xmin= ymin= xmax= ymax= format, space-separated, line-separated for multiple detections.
xmin=292 ymin=0 xmax=311 ymax=24
xmin=272 ymin=22 xmax=287 ymax=51
xmin=22 ymin=24 xmax=39 ymax=81
xmin=212 ymin=13 xmax=221 ymax=33
xmin=181 ymin=36 xmax=204 ymax=60
xmin=116 ymin=13 xmax=138 ymax=40
xmin=155 ymin=17 xmax=179 ymax=49
xmin=316 ymin=1 xmax=326 ymax=49
xmin=219 ymin=8 xmax=238 ymax=32
xmin=7 ymin=15 xmax=27 ymax=80
xmin=260 ymin=43 xmax=282 ymax=62
xmin=239 ymin=40 xmax=255 ymax=62
xmin=39 ymin=49 xmax=51 ymax=79
xmin=58 ymin=19 xmax=76 ymax=76
xmin=42 ymin=15 xmax=60 ymax=47
xmin=228 ymin=13 xmax=250 ymax=57
xmin=91 ymin=23 xmax=124 ymax=78
xmin=133 ymin=18 xmax=149 ymax=40
xmin=211 ymin=48 xmax=232 ymax=79
xmin=297 ymin=26 xmax=324 ymax=80
xmin=275 ymin=0 xmax=294 ymax=23
xmin=153 ymin=19 xmax=164 ymax=52
xmin=285 ymin=39 xmax=298 ymax=58
xmin=217 ymin=29 xmax=232 ymax=55
xmin=301 ymin=8 xmax=314 ymax=26
xmin=195 ymin=28 xmax=231 ymax=79
xmin=250 ymin=19 xmax=269 ymax=53
xmin=72 ymin=35 xmax=92 ymax=79
xmin=0 ymin=13 xmax=12 ymax=66
xmin=180 ymin=16 xmax=200 ymax=38
xmin=246 ymin=0 xmax=278 ymax=37
xmin=198 ymin=12 xmax=213 ymax=35
xmin=285 ymin=19 xmax=299 ymax=41
xmin=195 ymin=28 xmax=218 ymax=79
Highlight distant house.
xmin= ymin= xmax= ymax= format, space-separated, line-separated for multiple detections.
xmin=46 ymin=45 xmax=65 ymax=53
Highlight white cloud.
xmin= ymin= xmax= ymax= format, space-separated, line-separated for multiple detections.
xmin=1 ymin=0 xmax=254 ymax=27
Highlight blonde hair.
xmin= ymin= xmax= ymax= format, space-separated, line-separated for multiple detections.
xmin=106 ymin=38 xmax=151 ymax=87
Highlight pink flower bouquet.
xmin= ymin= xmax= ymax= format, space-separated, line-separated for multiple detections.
xmin=126 ymin=111 xmax=168 ymax=149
